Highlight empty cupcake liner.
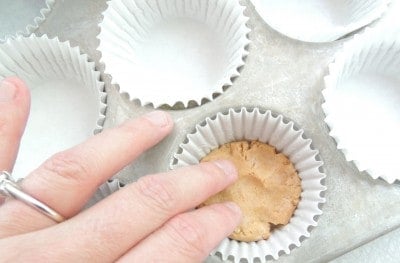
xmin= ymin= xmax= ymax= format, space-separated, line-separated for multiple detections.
xmin=250 ymin=0 xmax=390 ymax=42
xmin=98 ymin=0 xmax=250 ymax=108
xmin=322 ymin=28 xmax=400 ymax=183
xmin=0 ymin=0 xmax=55 ymax=42
xmin=84 ymin=179 xmax=122 ymax=209
xmin=173 ymin=107 xmax=326 ymax=262
xmin=0 ymin=35 xmax=107 ymax=180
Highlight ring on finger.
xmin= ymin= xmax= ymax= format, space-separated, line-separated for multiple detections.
xmin=0 ymin=171 xmax=65 ymax=223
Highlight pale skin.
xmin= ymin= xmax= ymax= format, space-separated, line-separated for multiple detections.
xmin=0 ymin=77 xmax=242 ymax=262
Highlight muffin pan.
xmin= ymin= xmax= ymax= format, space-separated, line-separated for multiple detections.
xmin=3 ymin=0 xmax=400 ymax=262
xmin=0 ymin=0 xmax=54 ymax=42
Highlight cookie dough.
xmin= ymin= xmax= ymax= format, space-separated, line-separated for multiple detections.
xmin=200 ymin=141 xmax=301 ymax=242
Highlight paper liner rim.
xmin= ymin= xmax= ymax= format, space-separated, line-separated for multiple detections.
xmin=250 ymin=0 xmax=391 ymax=43
xmin=172 ymin=107 xmax=327 ymax=262
xmin=97 ymin=0 xmax=251 ymax=108
xmin=2 ymin=34 xmax=107 ymax=133
xmin=322 ymin=27 xmax=399 ymax=184
xmin=0 ymin=0 xmax=55 ymax=43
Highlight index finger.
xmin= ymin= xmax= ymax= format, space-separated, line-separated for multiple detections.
xmin=0 ymin=111 xmax=173 ymax=237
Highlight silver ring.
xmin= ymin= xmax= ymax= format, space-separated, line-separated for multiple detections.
xmin=0 ymin=171 xmax=65 ymax=223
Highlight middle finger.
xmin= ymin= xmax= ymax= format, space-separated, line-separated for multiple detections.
xmin=0 ymin=161 xmax=238 ymax=262
xmin=0 ymin=111 xmax=173 ymax=237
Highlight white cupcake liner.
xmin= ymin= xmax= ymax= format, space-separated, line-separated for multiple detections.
xmin=173 ymin=107 xmax=326 ymax=262
xmin=98 ymin=0 xmax=250 ymax=108
xmin=84 ymin=179 xmax=122 ymax=209
xmin=322 ymin=28 xmax=400 ymax=184
xmin=0 ymin=35 xmax=107 ymax=180
xmin=0 ymin=0 xmax=55 ymax=43
xmin=250 ymin=0 xmax=390 ymax=43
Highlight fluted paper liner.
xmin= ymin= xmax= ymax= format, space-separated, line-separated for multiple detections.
xmin=323 ymin=28 xmax=400 ymax=183
xmin=0 ymin=0 xmax=55 ymax=42
xmin=173 ymin=108 xmax=326 ymax=262
xmin=250 ymin=0 xmax=390 ymax=42
xmin=0 ymin=35 xmax=107 ymax=180
xmin=98 ymin=0 xmax=250 ymax=108
xmin=84 ymin=179 xmax=122 ymax=209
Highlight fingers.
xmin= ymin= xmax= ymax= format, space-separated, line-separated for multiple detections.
xmin=0 ymin=77 xmax=30 ymax=172
xmin=118 ymin=202 xmax=242 ymax=263
xmin=0 ymin=77 xmax=30 ymax=205
xmin=0 ymin=111 xmax=173 ymax=237
xmin=1 ymin=161 xmax=238 ymax=262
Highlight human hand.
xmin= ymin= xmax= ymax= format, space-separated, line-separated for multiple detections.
xmin=0 ymin=77 xmax=241 ymax=262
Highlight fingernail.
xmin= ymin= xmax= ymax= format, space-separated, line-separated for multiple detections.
xmin=144 ymin=111 xmax=170 ymax=127
xmin=0 ymin=80 xmax=17 ymax=102
xmin=213 ymin=160 xmax=238 ymax=180
xmin=223 ymin=202 xmax=242 ymax=217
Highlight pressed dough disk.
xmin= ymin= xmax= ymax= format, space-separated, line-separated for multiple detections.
xmin=200 ymin=141 xmax=302 ymax=242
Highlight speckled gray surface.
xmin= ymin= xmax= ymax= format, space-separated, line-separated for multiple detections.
xmin=0 ymin=0 xmax=53 ymax=41
xmin=2 ymin=0 xmax=399 ymax=262
xmin=332 ymin=227 xmax=400 ymax=263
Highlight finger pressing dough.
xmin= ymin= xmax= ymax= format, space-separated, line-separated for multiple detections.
xmin=199 ymin=141 xmax=301 ymax=242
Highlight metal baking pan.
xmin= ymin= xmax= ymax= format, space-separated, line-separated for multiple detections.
xmin=2 ymin=0 xmax=399 ymax=262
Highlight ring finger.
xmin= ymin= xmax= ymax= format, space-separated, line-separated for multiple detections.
xmin=0 ymin=110 xmax=174 ymax=238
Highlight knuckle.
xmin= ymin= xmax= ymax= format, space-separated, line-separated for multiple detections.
xmin=135 ymin=175 xmax=175 ymax=213
xmin=167 ymin=215 xmax=207 ymax=257
xmin=41 ymin=151 xmax=91 ymax=183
